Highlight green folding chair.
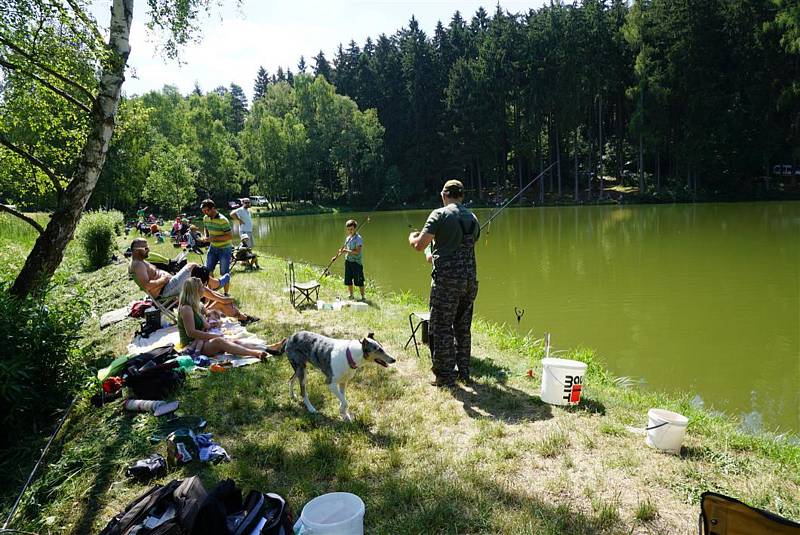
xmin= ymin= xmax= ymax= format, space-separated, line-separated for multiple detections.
xmin=286 ymin=260 xmax=320 ymax=309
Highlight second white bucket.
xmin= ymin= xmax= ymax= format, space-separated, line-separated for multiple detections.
xmin=645 ymin=408 xmax=688 ymax=454
xmin=540 ymin=358 xmax=588 ymax=406
xmin=299 ymin=492 xmax=365 ymax=535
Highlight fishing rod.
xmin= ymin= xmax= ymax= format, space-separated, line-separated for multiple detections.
xmin=480 ymin=162 xmax=556 ymax=232
xmin=321 ymin=186 xmax=397 ymax=276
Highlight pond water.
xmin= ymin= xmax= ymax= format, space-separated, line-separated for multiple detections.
xmin=250 ymin=202 xmax=800 ymax=434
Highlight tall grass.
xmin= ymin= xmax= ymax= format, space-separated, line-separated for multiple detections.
xmin=0 ymin=212 xmax=49 ymax=246
xmin=0 ymin=213 xmax=51 ymax=285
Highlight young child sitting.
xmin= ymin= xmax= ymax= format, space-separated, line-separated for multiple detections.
xmin=234 ymin=235 xmax=260 ymax=270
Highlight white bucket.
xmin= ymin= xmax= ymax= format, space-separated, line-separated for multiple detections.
xmin=645 ymin=408 xmax=688 ymax=454
xmin=540 ymin=358 xmax=588 ymax=406
xmin=298 ymin=492 xmax=365 ymax=535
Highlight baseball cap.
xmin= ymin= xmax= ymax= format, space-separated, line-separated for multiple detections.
xmin=441 ymin=179 xmax=464 ymax=197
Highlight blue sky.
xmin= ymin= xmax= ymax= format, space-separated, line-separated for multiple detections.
xmin=90 ymin=0 xmax=544 ymax=102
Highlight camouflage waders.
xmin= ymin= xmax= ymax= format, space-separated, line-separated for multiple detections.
xmin=429 ymin=221 xmax=478 ymax=383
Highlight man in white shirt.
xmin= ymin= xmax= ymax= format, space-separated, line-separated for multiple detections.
xmin=230 ymin=198 xmax=254 ymax=247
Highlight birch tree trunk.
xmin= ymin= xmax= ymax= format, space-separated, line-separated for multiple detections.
xmin=11 ymin=0 xmax=133 ymax=297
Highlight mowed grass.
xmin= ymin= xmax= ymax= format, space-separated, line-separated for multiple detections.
xmin=2 ymin=232 xmax=799 ymax=534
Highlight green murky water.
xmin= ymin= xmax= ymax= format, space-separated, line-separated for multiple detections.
xmin=250 ymin=202 xmax=800 ymax=434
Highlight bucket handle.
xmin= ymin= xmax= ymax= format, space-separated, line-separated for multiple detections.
xmin=644 ymin=421 xmax=669 ymax=431
xmin=543 ymin=363 xmax=582 ymax=384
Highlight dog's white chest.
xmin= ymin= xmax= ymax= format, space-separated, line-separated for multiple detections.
xmin=330 ymin=342 xmax=361 ymax=384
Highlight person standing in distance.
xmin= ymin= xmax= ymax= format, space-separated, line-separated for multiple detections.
xmin=200 ymin=199 xmax=233 ymax=295
xmin=230 ymin=198 xmax=254 ymax=247
xmin=408 ymin=179 xmax=480 ymax=387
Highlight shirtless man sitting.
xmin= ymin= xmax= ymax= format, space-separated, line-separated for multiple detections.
xmin=128 ymin=238 xmax=257 ymax=324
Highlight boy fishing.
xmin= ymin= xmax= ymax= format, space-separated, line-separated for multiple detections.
xmin=334 ymin=219 xmax=365 ymax=301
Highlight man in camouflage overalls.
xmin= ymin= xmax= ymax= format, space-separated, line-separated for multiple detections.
xmin=408 ymin=180 xmax=480 ymax=387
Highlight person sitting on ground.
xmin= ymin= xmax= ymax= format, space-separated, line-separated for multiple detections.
xmin=234 ymin=235 xmax=260 ymax=270
xmin=177 ymin=278 xmax=281 ymax=359
xmin=150 ymin=222 xmax=165 ymax=243
xmin=184 ymin=224 xmax=208 ymax=250
xmin=128 ymin=238 xmax=257 ymax=324
xmin=170 ymin=217 xmax=183 ymax=240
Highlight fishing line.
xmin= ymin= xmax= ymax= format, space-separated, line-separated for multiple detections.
xmin=3 ymin=396 xmax=78 ymax=531
xmin=322 ymin=185 xmax=398 ymax=276
xmin=480 ymin=162 xmax=556 ymax=232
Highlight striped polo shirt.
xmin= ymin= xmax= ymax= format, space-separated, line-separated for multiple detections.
xmin=203 ymin=213 xmax=233 ymax=249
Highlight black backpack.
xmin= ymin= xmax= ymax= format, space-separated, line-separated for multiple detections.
xmin=192 ymin=479 xmax=293 ymax=535
xmin=125 ymin=366 xmax=185 ymax=400
xmin=125 ymin=345 xmax=177 ymax=370
xmin=123 ymin=347 xmax=184 ymax=400
xmin=99 ymin=476 xmax=207 ymax=535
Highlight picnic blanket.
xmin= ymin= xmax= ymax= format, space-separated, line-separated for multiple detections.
xmin=127 ymin=318 xmax=268 ymax=363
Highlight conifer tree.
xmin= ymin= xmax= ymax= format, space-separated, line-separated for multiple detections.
xmin=313 ymin=50 xmax=333 ymax=82
xmin=274 ymin=66 xmax=286 ymax=83
xmin=253 ymin=66 xmax=270 ymax=101
xmin=229 ymin=83 xmax=248 ymax=133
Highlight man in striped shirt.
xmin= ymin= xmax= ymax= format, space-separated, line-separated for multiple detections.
xmin=201 ymin=199 xmax=233 ymax=295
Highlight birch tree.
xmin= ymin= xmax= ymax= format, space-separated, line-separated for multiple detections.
xmin=0 ymin=0 xmax=232 ymax=297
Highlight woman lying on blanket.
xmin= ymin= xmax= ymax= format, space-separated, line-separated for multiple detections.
xmin=178 ymin=278 xmax=282 ymax=359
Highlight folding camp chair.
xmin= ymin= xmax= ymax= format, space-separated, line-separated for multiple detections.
xmin=130 ymin=272 xmax=178 ymax=324
xmin=286 ymin=260 xmax=320 ymax=309
xmin=699 ymin=492 xmax=800 ymax=535
xmin=404 ymin=312 xmax=430 ymax=358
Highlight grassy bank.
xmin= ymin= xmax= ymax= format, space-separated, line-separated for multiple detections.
xmin=1 ymin=231 xmax=798 ymax=534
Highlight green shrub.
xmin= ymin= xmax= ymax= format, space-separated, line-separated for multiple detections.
xmin=75 ymin=210 xmax=123 ymax=270
xmin=0 ymin=284 xmax=89 ymax=447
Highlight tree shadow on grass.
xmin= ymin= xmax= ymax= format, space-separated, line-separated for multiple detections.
xmin=63 ymin=410 xmax=153 ymax=534
xmin=185 ymin=363 xmax=395 ymax=450
xmin=69 ymin=360 xmax=611 ymax=534
xmin=221 ymin=425 xmax=619 ymax=535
